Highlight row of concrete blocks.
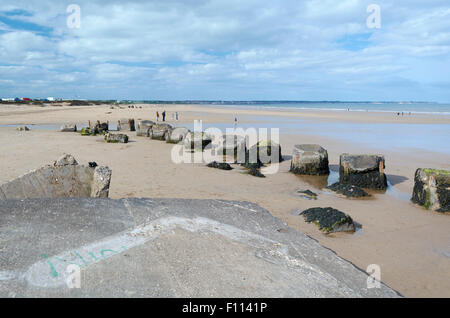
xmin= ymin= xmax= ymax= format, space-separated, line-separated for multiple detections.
xmin=135 ymin=120 xmax=244 ymax=154
xmin=290 ymin=144 xmax=449 ymax=212
xmin=60 ymin=121 xmax=449 ymax=212
xmin=290 ymin=144 xmax=387 ymax=190
xmin=60 ymin=119 xmax=133 ymax=133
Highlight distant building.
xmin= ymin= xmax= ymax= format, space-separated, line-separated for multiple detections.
xmin=22 ymin=98 xmax=32 ymax=101
xmin=47 ymin=97 xmax=55 ymax=101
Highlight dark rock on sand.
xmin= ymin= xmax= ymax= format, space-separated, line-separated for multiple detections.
xmin=300 ymin=207 xmax=355 ymax=234
xmin=339 ymin=154 xmax=387 ymax=189
xmin=240 ymin=150 xmax=264 ymax=169
xmin=327 ymin=182 xmax=369 ymax=198
xmin=206 ymin=161 xmax=233 ymax=171
xmin=411 ymin=168 xmax=450 ymax=212
xmin=248 ymin=164 xmax=265 ymax=178
xmin=297 ymin=190 xmax=318 ymax=200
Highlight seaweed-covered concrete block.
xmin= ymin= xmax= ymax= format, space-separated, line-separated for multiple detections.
xmin=184 ymin=132 xmax=212 ymax=152
xmin=166 ymin=127 xmax=189 ymax=143
xmin=117 ymin=118 xmax=135 ymax=131
xmin=290 ymin=144 xmax=329 ymax=175
xmin=88 ymin=120 xmax=109 ymax=133
xmin=411 ymin=168 xmax=450 ymax=213
xmin=16 ymin=126 xmax=30 ymax=131
xmin=105 ymin=133 xmax=129 ymax=143
xmin=216 ymin=134 xmax=246 ymax=158
xmin=300 ymin=207 xmax=355 ymax=234
xmin=79 ymin=125 xmax=105 ymax=136
xmin=339 ymin=154 xmax=387 ymax=189
xmin=149 ymin=123 xmax=173 ymax=140
xmin=0 ymin=155 xmax=112 ymax=199
xmin=136 ymin=120 xmax=154 ymax=137
xmin=248 ymin=140 xmax=282 ymax=165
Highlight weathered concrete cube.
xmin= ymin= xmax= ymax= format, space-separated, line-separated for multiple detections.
xmin=105 ymin=133 xmax=129 ymax=143
xmin=148 ymin=123 xmax=173 ymax=140
xmin=247 ymin=140 xmax=282 ymax=165
xmin=136 ymin=120 xmax=155 ymax=137
xmin=117 ymin=118 xmax=135 ymax=131
xmin=0 ymin=154 xmax=112 ymax=199
xmin=60 ymin=124 xmax=77 ymax=132
xmin=184 ymin=132 xmax=212 ymax=152
xmin=290 ymin=144 xmax=329 ymax=175
xmin=89 ymin=120 xmax=109 ymax=132
xmin=166 ymin=127 xmax=189 ymax=144
xmin=339 ymin=154 xmax=387 ymax=189
xmin=216 ymin=134 xmax=246 ymax=158
xmin=411 ymin=168 xmax=450 ymax=212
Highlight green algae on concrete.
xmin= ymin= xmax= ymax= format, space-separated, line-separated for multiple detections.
xmin=412 ymin=168 xmax=450 ymax=213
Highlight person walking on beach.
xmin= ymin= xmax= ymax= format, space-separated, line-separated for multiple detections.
xmin=176 ymin=112 xmax=179 ymax=121
xmin=162 ymin=110 xmax=166 ymax=122
xmin=156 ymin=111 xmax=159 ymax=122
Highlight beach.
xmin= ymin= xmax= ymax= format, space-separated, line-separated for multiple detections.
xmin=0 ymin=103 xmax=449 ymax=297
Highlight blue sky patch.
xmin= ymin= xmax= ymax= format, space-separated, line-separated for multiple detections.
xmin=335 ymin=33 xmax=372 ymax=51
xmin=3 ymin=9 xmax=33 ymax=17
xmin=0 ymin=13 xmax=52 ymax=36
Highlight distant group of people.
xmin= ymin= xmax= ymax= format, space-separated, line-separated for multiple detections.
xmin=156 ymin=110 xmax=178 ymax=122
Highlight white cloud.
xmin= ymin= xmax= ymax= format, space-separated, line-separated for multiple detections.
xmin=0 ymin=0 xmax=449 ymax=101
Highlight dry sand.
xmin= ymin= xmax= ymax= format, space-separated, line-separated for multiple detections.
xmin=0 ymin=103 xmax=449 ymax=297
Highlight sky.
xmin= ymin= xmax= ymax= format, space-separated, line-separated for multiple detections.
xmin=0 ymin=0 xmax=449 ymax=102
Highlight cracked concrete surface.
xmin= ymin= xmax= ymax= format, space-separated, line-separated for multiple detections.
xmin=0 ymin=198 xmax=400 ymax=297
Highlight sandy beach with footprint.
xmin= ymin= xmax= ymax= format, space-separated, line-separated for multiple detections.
xmin=0 ymin=103 xmax=449 ymax=297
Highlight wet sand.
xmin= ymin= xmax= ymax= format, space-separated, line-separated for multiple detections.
xmin=0 ymin=103 xmax=449 ymax=297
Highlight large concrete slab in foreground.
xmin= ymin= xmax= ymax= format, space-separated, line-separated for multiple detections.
xmin=0 ymin=198 xmax=400 ymax=297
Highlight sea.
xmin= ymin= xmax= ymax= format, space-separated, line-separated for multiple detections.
xmin=167 ymin=101 xmax=450 ymax=115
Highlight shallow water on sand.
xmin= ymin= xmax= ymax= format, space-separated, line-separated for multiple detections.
xmin=294 ymin=169 xmax=411 ymax=202
xmin=0 ymin=123 xmax=120 ymax=131
xmin=186 ymin=116 xmax=450 ymax=155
